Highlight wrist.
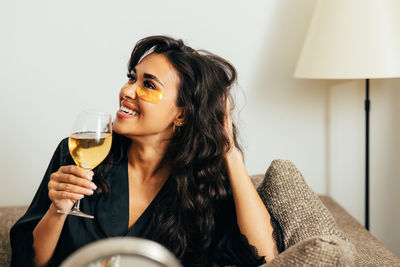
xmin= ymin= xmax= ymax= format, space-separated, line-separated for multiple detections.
xmin=49 ymin=203 xmax=67 ymax=220
xmin=225 ymin=146 xmax=243 ymax=164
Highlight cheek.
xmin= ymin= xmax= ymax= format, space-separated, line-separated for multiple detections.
xmin=141 ymin=101 xmax=178 ymax=124
xmin=144 ymin=104 xmax=173 ymax=120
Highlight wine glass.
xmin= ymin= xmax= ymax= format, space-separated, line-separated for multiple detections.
xmin=57 ymin=110 xmax=112 ymax=219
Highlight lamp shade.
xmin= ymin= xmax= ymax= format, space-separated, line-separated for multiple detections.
xmin=294 ymin=0 xmax=400 ymax=79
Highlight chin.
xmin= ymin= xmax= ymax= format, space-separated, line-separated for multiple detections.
xmin=112 ymin=121 xmax=126 ymax=135
xmin=112 ymin=123 xmax=140 ymax=138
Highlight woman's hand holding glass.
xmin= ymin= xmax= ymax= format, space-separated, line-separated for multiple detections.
xmin=48 ymin=165 xmax=97 ymax=213
xmin=54 ymin=111 xmax=112 ymax=218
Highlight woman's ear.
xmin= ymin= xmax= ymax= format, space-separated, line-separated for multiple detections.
xmin=174 ymin=107 xmax=186 ymax=126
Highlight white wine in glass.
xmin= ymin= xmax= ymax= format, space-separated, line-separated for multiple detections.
xmin=69 ymin=132 xmax=112 ymax=170
xmin=57 ymin=111 xmax=112 ymax=219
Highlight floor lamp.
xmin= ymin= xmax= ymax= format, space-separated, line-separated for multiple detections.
xmin=294 ymin=0 xmax=400 ymax=231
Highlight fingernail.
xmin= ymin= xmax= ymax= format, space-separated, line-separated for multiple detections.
xmin=86 ymin=174 xmax=93 ymax=180
xmin=86 ymin=189 xmax=94 ymax=195
xmin=77 ymin=194 xmax=84 ymax=199
xmin=90 ymin=183 xmax=97 ymax=190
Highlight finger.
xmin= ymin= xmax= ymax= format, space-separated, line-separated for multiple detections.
xmin=224 ymin=100 xmax=233 ymax=135
xmin=55 ymin=173 xmax=97 ymax=191
xmin=59 ymin=165 xmax=94 ymax=180
xmin=225 ymin=98 xmax=232 ymax=121
xmin=226 ymin=97 xmax=231 ymax=113
xmin=49 ymin=190 xmax=84 ymax=201
xmin=56 ymin=182 xmax=94 ymax=196
xmin=48 ymin=179 xmax=57 ymax=190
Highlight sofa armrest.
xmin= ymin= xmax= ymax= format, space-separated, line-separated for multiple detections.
xmin=319 ymin=195 xmax=400 ymax=266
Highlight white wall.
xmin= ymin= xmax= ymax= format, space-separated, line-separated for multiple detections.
xmin=0 ymin=0 xmax=327 ymax=203
xmin=1 ymin=0 xmax=398 ymax=257
xmin=240 ymin=1 xmax=329 ymax=196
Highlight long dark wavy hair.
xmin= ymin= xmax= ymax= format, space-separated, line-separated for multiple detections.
xmin=94 ymin=36 xmax=244 ymax=265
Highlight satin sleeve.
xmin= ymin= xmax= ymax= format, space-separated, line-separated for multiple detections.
xmin=9 ymin=138 xmax=70 ymax=267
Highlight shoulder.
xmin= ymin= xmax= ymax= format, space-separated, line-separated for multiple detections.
xmin=56 ymin=137 xmax=70 ymax=155
xmin=59 ymin=137 xmax=69 ymax=147
xmin=48 ymin=137 xmax=72 ymax=167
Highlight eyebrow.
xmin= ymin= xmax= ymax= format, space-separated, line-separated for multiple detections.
xmin=131 ymin=68 xmax=165 ymax=88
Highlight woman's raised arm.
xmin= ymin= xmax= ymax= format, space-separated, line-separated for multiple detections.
xmin=224 ymin=101 xmax=279 ymax=262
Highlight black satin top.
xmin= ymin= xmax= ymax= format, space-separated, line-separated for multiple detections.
xmin=10 ymin=138 xmax=265 ymax=267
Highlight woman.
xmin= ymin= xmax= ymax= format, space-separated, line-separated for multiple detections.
xmin=11 ymin=36 xmax=279 ymax=266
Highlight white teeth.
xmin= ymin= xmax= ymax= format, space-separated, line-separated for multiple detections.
xmin=120 ymin=106 xmax=139 ymax=116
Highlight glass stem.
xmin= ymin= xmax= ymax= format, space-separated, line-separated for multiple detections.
xmin=71 ymin=168 xmax=91 ymax=211
xmin=70 ymin=168 xmax=91 ymax=212
xmin=72 ymin=200 xmax=81 ymax=211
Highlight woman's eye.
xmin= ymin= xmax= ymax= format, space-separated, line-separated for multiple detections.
xmin=127 ymin=73 xmax=136 ymax=81
xmin=144 ymin=81 xmax=156 ymax=90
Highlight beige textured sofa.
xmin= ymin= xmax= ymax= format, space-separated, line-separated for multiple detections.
xmin=1 ymin=160 xmax=399 ymax=266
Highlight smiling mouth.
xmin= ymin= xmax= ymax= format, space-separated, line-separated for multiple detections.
xmin=119 ymin=106 xmax=140 ymax=116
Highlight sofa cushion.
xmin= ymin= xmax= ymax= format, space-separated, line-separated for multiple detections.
xmin=0 ymin=206 xmax=27 ymax=267
xmin=257 ymin=159 xmax=355 ymax=265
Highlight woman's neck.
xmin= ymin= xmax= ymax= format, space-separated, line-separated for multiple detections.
xmin=127 ymin=137 xmax=170 ymax=184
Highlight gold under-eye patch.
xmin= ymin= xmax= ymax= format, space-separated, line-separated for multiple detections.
xmin=137 ymin=86 xmax=164 ymax=103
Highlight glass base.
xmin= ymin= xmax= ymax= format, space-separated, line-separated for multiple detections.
xmin=57 ymin=209 xmax=94 ymax=219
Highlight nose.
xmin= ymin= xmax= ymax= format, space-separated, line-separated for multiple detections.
xmin=120 ymin=82 xmax=137 ymax=101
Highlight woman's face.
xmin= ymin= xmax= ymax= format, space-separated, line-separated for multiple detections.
xmin=113 ymin=53 xmax=184 ymax=140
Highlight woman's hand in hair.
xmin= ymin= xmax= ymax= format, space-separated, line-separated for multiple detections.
xmin=224 ymin=97 xmax=236 ymax=156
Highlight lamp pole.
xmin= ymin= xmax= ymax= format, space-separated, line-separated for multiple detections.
xmin=365 ymin=79 xmax=370 ymax=231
